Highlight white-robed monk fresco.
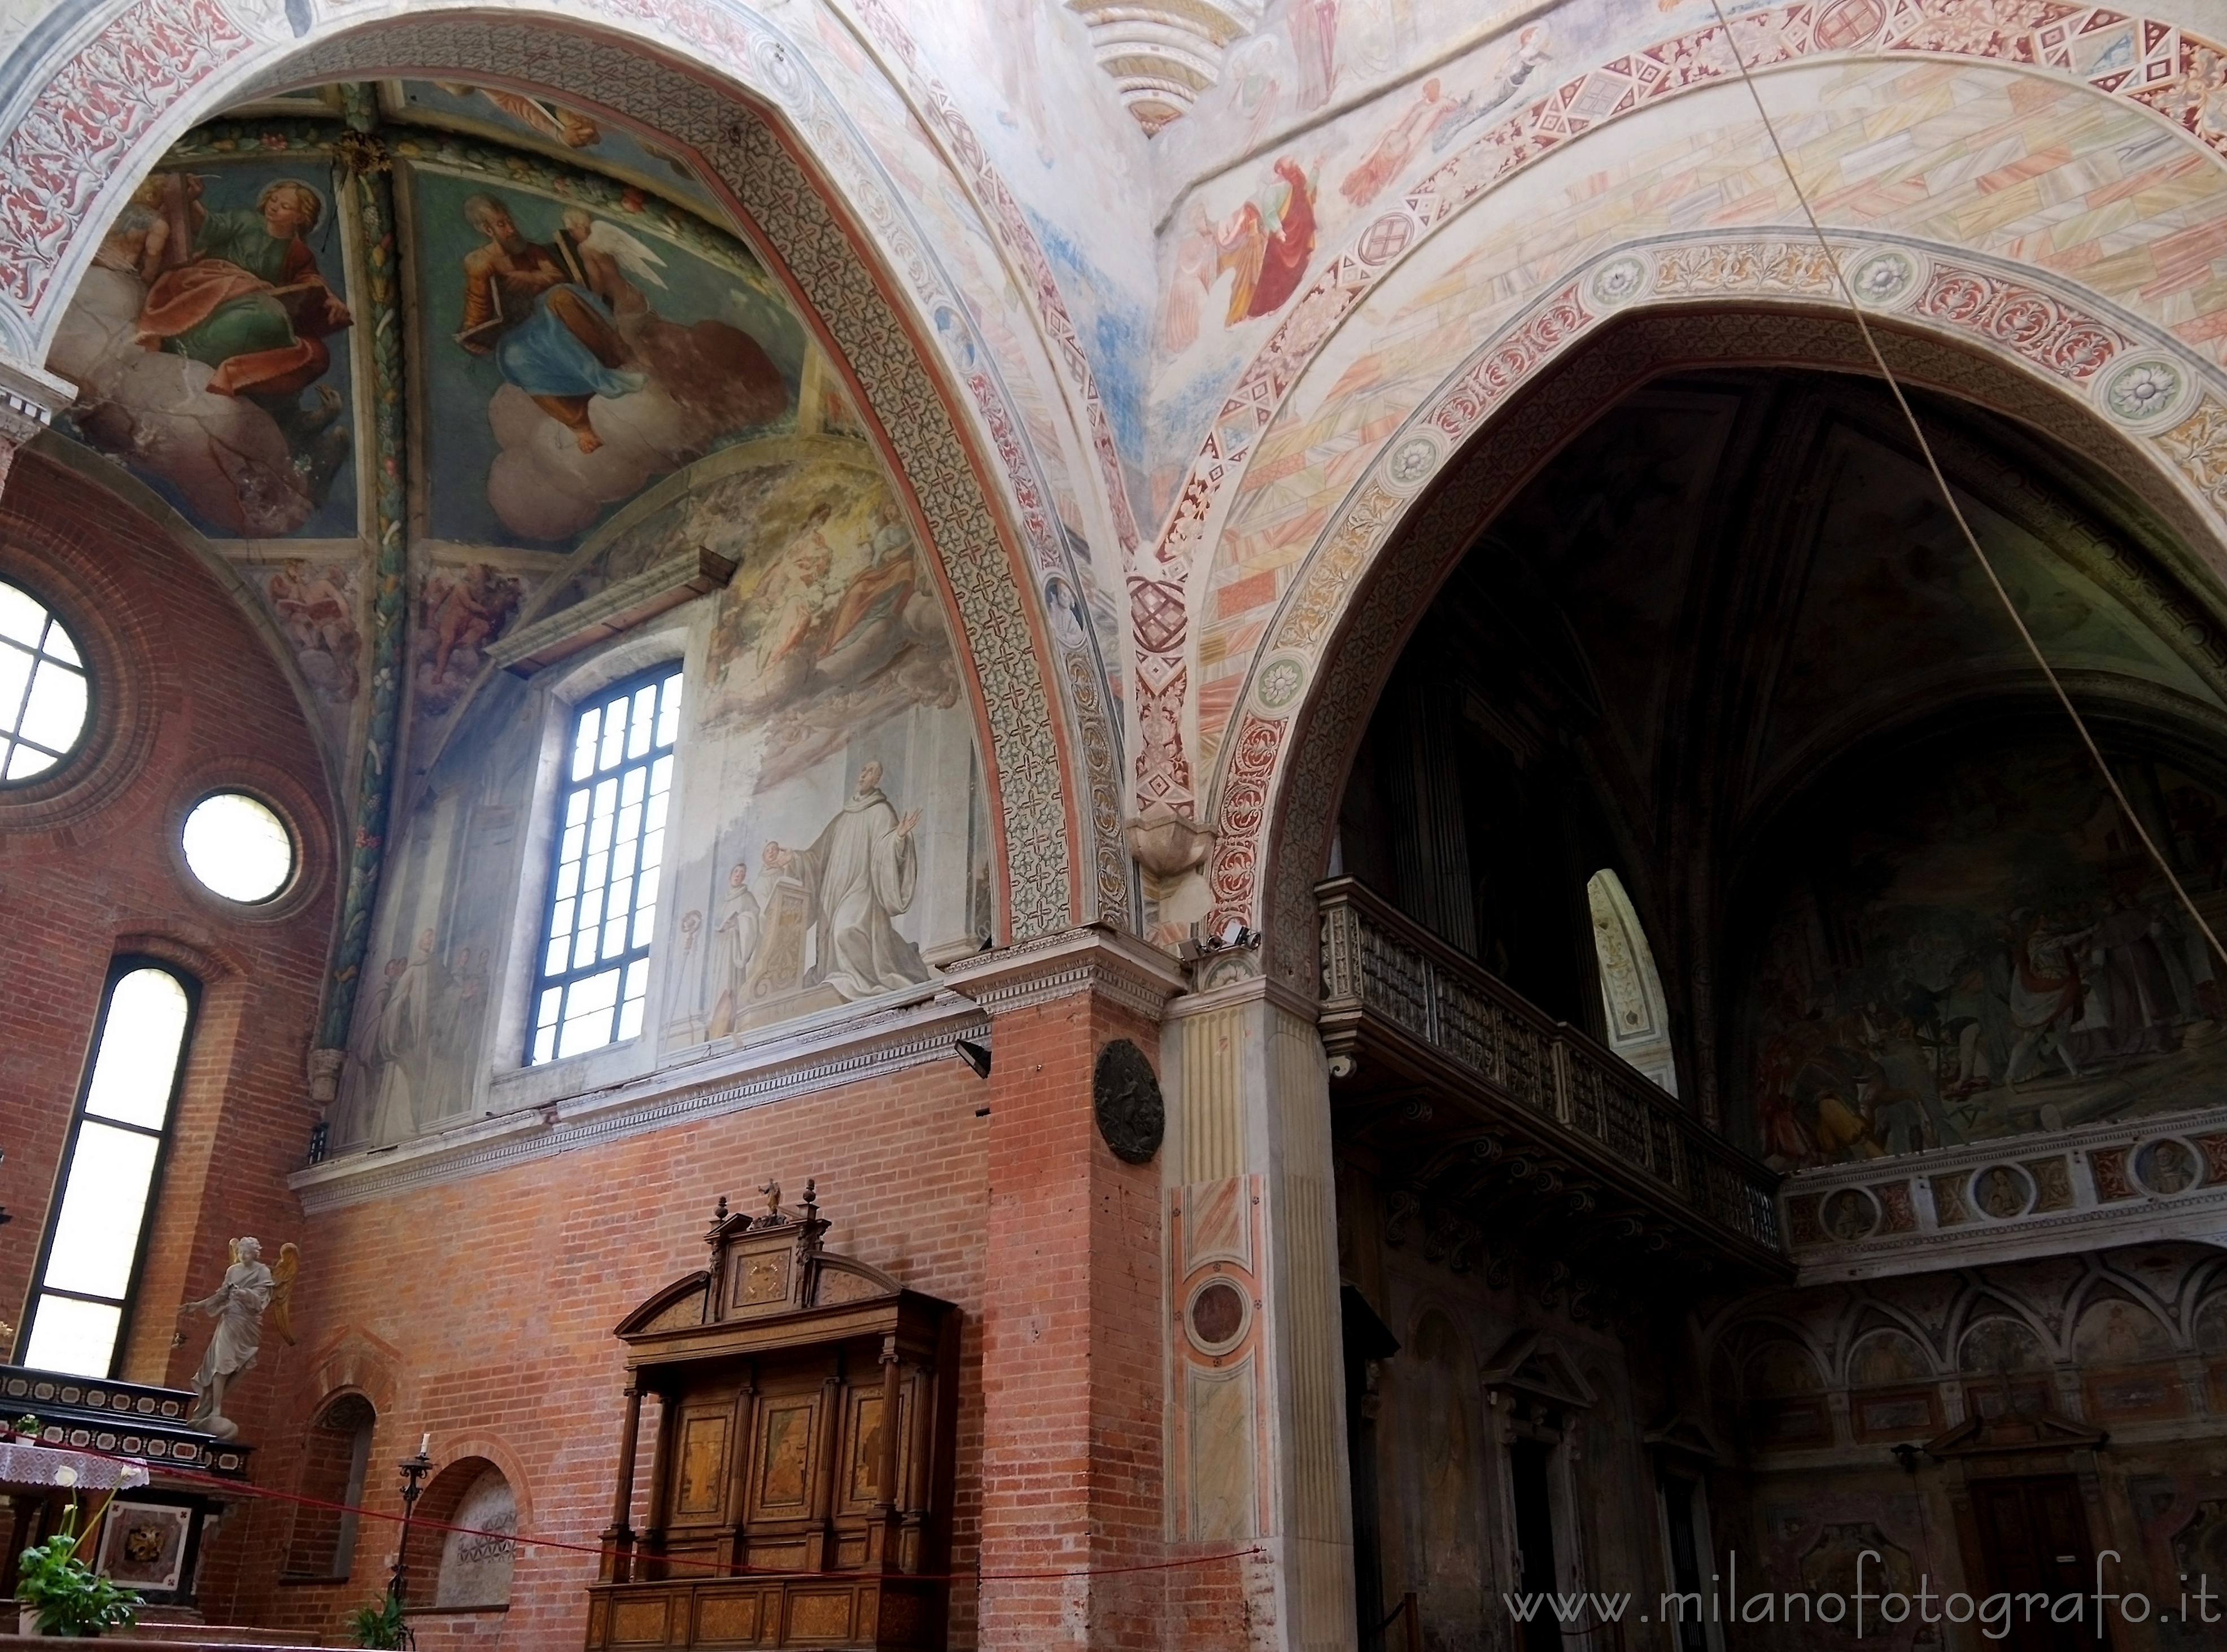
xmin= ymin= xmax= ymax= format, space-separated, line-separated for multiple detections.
xmin=764 ymin=761 xmax=930 ymax=1000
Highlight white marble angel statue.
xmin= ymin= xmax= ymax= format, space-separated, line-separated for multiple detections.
xmin=177 ymin=1236 xmax=298 ymax=1441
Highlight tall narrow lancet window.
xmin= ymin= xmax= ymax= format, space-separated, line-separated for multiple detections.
xmin=1585 ymin=869 xmax=1680 ymax=1097
xmin=530 ymin=666 xmax=683 ymax=1064
xmin=20 ymin=962 xmax=197 ymax=1376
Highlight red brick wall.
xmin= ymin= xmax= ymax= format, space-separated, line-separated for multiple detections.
xmin=211 ymin=981 xmax=1247 ymax=1651
xmin=218 ymin=1055 xmax=993 ymax=1647
xmin=976 ymin=991 xmax=1248 ymax=1651
xmin=0 ymin=479 xmax=1242 ymax=1650
xmin=0 ymin=453 xmax=334 ymax=1403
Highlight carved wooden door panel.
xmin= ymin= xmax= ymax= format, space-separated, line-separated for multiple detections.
xmin=1970 ymin=1476 xmax=2106 ymax=1651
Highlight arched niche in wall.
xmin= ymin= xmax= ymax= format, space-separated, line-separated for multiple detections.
xmin=280 ymin=1392 xmax=375 ymax=1581
xmin=404 ymin=1457 xmax=518 ymax=1611
xmin=1846 ymin=1327 xmax=1935 ymax=1389
xmin=1740 ymin=1338 xmax=1828 ymax=1453
xmin=1958 ymin=1315 xmax=2053 ymax=1379
xmin=2069 ymin=1295 xmax=2177 ymax=1367
xmin=1584 ymin=868 xmax=1678 ymax=1097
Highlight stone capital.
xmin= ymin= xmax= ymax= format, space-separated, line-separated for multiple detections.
xmin=941 ymin=924 xmax=1188 ymax=1022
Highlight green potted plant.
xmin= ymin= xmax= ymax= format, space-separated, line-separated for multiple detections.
xmin=14 ymin=1502 xmax=139 ymax=1637
xmin=350 ymin=1590 xmax=408 ymax=1648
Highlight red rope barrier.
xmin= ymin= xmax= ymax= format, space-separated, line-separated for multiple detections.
xmin=26 ymin=1439 xmax=1260 ymax=1585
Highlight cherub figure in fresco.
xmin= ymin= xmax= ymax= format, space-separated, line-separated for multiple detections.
xmin=95 ymin=172 xmax=194 ymax=283
xmin=456 ymin=193 xmax=644 ymax=453
xmin=267 ymin=559 xmax=360 ymax=703
xmin=427 ymin=565 xmax=515 ymax=684
xmin=132 ymin=173 xmax=353 ymax=496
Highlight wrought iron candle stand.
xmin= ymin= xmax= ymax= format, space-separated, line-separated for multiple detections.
xmin=383 ymin=1443 xmax=434 ymax=1649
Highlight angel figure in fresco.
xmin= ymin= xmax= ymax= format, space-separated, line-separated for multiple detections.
xmin=562 ymin=207 xmax=669 ymax=298
xmin=762 ymin=761 xmax=931 ymax=1000
xmin=178 ymin=1237 xmax=298 ymax=1441
xmin=130 ymin=173 xmax=354 ymax=499
xmin=1339 ymin=78 xmax=1456 ymax=207
xmin=434 ymin=82 xmax=602 ymax=147
xmin=1217 ymin=158 xmax=1318 ymax=325
xmin=1430 ymin=27 xmax=1552 ymax=154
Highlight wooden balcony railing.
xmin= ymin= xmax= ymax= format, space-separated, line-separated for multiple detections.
xmin=1316 ymin=877 xmax=1782 ymax=1257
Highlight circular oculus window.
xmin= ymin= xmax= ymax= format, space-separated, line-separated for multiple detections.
xmin=0 ymin=578 xmax=91 ymax=783
xmin=181 ymin=792 xmax=295 ymax=904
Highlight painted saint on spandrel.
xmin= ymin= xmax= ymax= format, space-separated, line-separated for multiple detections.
xmin=763 ymin=760 xmax=931 ymax=1000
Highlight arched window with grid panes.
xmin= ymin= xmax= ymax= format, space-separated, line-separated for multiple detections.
xmin=529 ymin=665 xmax=683 ymax=1064
xmin=18 ymin=959 xmax=198 ymax=1376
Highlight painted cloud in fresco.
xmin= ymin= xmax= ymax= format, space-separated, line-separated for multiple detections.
xmin=50 ymin=162 xmax=357 ymax=539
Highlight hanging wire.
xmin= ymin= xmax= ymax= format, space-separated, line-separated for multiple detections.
xmin=1706 ymin=0 xmax=2227 ymax=969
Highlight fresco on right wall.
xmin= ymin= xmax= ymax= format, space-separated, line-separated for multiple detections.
xmin=1745 ymin=737 xmax=2227 ymax=1172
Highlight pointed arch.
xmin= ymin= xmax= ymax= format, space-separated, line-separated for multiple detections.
xmin=0 ymin=0 xmax=1133 ymax=934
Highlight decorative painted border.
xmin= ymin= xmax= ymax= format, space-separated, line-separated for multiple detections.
xmin=1230 ymin=265 xmax=2227 ymax=991
xmin=1781 ymin=1099 xmax=2227 ymax=1283
xmin=1126 ymin=0 xmax=2227 ymax=816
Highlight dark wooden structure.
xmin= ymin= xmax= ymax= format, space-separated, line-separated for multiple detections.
xmin=585 ymin=1182 xmax=958 ymax=1650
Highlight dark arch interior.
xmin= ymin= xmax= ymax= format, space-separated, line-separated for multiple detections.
xmin=1334 ymin=365 xmax=2227 ymax=1165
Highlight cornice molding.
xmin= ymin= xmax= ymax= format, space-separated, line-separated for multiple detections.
xmin=0 ymin=351 xmax=72 ymax=445
xmin=1784 ymin=1100 xmax=2227 ymax=1283
xmin=291 ymin=988 xmax=990 ymax=1212
xmin=940 ymin=925 xmax=1188 ymax=1022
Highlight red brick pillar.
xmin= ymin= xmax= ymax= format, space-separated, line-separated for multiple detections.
xmin=945 ymin=931 xmax=1209 ymax=1649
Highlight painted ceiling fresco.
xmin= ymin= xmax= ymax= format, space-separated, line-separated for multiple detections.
xmin=41 ymin=80 xmax=820 ymax=766
xmin=29 ymin=72 xmax=1004 ymax=1144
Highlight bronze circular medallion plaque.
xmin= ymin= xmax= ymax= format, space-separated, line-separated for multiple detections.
xmin=1190 ymin=1280 xmax=1246 ymax=1349
xmin=1092 ymin=1038 xmax=1164 ymax=1164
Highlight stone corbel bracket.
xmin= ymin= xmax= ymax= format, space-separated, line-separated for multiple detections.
xmin=1065 ymin=0 xmax=1267 ymax=134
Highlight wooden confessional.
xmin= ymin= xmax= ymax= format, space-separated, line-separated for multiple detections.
xmin=584 ymin=1182 xmax=958 ymax=1650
